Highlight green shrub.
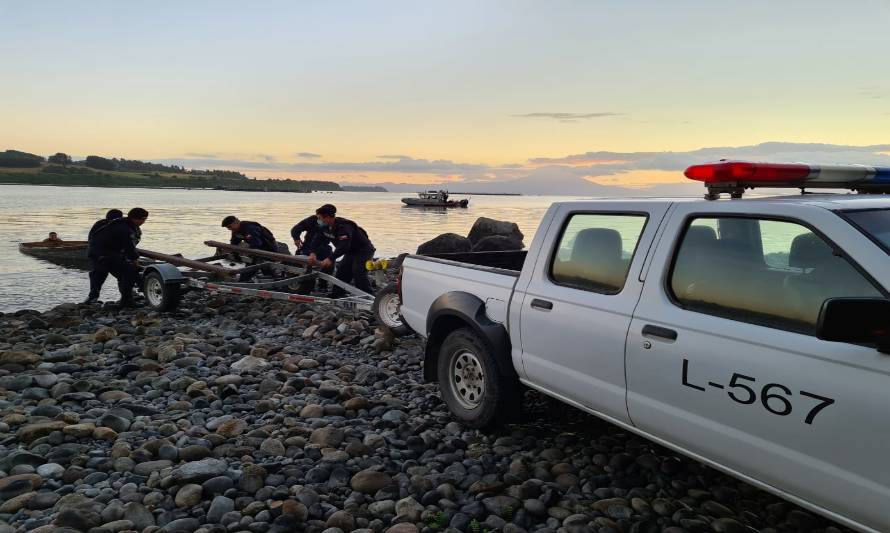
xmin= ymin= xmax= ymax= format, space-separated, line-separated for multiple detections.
xmin=0 ymin=150 xmax=43 ymax=168
xmin=84 ymin=155 xmax=116 ymax=170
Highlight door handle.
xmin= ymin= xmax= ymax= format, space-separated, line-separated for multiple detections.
xmin=642 ymin=324 xmax=677 ymax=341
xmin=530 ymin=298 xmax=553 ymax=311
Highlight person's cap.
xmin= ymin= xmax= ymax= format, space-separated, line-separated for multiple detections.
xmin=316 ymin=204 xmax=336 ymax=216
xmin=106 ymin=209 xmax=123 ymax=220
xmin=128 ymin=207 xmax=149 ymax=220
xmin=221 ymin=215 xmax=238 ymax=227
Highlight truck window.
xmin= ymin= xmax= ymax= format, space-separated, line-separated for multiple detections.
xmin=550 ymin=213 xmax=647 ymax=294
xmin=843 ymin=208 xmax=890 ymax=254
xmin=670 ymin=216 xmax=882 ymax=333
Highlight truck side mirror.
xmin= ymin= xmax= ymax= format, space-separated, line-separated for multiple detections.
xmin=817 ymin=297 xmax=890 ymax=354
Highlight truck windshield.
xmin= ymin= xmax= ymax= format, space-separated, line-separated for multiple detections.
xmin=843 ymin=209 xmax=890 ymax=253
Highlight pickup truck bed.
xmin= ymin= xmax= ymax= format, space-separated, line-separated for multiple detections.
xmin=400 ymin=251 xmax=524 ymax=348
xmin=420 ymin=250 xmax=528 ymax=272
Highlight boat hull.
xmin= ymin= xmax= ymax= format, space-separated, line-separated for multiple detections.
xmin=401 ymin=198 xmax=469 ymax=208
xmin=19 ymin=241 xmax=92 ymax=271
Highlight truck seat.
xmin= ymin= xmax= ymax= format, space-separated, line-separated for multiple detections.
xmin=783 ymin=233 xmax=880 ymax=326
xmin=553 ymin=228 xmax=629 ymax=291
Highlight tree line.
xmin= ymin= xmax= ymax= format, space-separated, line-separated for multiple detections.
xmin=0 ymin=149 xmax=344 ymax=192
xmin=0 ymin=149 xmax=246 ymax=179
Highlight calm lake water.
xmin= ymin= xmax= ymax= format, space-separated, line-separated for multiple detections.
xmin=0 ymin=185 xmax=567 ymax=312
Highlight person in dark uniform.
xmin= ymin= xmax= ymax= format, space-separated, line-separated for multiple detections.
xmin=291 ymin=210 xmax=334 ymax=293
xmin=222 ymin=216 xmax=278 ymax=252
xmin=89 ymin=209 xmax=123 ymax=239
xmin=84 ymin=209 xmax=123 ymax=303
xmin=87 ymin=208 xmax=148 ymax=307
xmin=221 ymin=216 xmax=278 ymax=281
xmin=313 ymin=204 xmax=376 ymax=298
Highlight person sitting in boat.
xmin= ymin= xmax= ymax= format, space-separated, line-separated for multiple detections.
xmin=290 ymin=212 xmax=334 ymax=293
xmin=84 ymin=209 xmax=123 ymax=303
xmin=221 ymin=215 xmax=279 ymax=281
xmin=42 ymin=232 xmax=63 ymax=244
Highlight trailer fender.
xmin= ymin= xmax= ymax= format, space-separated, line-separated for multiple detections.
xmin=422 ymin=291 xmax=517 ymax=383
xmin=143 ymin=263 xmax=187 ymax=284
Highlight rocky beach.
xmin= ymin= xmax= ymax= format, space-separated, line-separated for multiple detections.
xmin=0 ymin=294 xmax=849 ymax=533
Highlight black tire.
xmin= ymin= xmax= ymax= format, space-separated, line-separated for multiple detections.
xmin=437 ymin=327 xmax=520 ymax=428
xmin=372 ymin=283 xmax=412 ymax=336
xmin=143 ymin=271 xmax=182 ymax=311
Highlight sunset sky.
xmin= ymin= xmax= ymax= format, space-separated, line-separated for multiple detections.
xmin=3 ymin=0 xmax=890 ymax=189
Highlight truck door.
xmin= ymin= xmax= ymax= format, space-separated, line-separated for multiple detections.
xmin=625 ymin=204 xmax=890 ymax=531
xmin=516 ymin=202 xmax=669 ymax=424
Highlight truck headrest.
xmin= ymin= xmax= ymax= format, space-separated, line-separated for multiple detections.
xmin=571 ymin=228 xmax=621 ymax=263
xmin=789 ymin=233 xmax=833 ymax=268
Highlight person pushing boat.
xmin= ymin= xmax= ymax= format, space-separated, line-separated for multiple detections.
xmin=290 ymin=211 xmax=334 ymax=293
xmin=86 ymin=208 xmax=149 ymax=307
xmin=312 ymin=204 xmax=376 ymax=298
xmin=84 ymin=209 xmax=123 ymax=303
xmin=221 ymin=215 xmax=279 ymax=281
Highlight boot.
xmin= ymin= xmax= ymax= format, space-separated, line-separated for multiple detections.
xmin=117 ymin=289 xmax=140 ymax=308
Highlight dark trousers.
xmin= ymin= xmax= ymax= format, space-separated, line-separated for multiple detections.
xmin=90 ymin=255 xmax=138 ymax=302
xmin=87 ymin=267 xmax=109 ymax=300
xmin=331 ymin=250 xmax=374 ymax=298
xmin=296 ymin=245 xmax=334 ymax=294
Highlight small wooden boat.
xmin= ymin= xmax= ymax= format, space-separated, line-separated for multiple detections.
xmin=401 ymin=190 xmax=469 ymax=208
xmin=19 ymin=241 xmax=91 ymax=270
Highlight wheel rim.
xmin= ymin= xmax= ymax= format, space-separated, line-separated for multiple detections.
xmin=145 ymin=276 xmax=164 ymax=308
xmin=449 ymin=350 xmax=485 ymax=409
xmin=378 ymin=293 xmax=404 ymax=328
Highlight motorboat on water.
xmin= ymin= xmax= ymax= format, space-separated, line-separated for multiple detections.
xmin=401 ymin=190 xmax=469 ymax=208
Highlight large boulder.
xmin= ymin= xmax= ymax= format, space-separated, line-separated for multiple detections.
xmin=471 ymin=235 xmax=524 ymax=252
xmin=467 ymin=217 xmax=524 ymax=246
xmin=416 ymin=233 xmax=472 ymax=255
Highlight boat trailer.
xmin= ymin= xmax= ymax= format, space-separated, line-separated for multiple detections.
xmin=134 ymin=241 xmax=407 ymax=333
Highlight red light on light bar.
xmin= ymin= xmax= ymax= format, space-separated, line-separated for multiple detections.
xmin=684 ymin=161 xmax=811 ymax=183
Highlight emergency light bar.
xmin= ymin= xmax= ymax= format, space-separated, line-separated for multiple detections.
xmin=684 ymin=160 xmax=890 ymax=199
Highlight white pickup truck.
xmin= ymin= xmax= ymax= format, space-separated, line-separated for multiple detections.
xmin=397 ymin=161 xmax=890 ymax=533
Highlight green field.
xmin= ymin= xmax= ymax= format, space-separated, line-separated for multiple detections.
xmin=0 ymin=163 xmax=341 ymax=193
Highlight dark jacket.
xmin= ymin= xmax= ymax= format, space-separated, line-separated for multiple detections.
xmin=231 ymin=221 xmax=277 ymax=252
xmin=88 ymin=218 xmax=141 ymax=260
xmin=290 ymin=216 xmax=329 ymax=254
xmin=88 ymin=218 xmax=111 ymax=239
xmin=322 ymin=217 xmax=375 ymax=260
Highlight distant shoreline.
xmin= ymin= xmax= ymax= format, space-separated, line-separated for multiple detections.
xmin=0 ymin=161 xmax=353 ymax=193
xmin=448 ymin=191 xmax=521 ymax=196
xmin=0 ymin=182 xmax=324 ymax=193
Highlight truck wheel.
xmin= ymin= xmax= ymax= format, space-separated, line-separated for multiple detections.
xmin=438 ymin=327 xmax=519 ymax=428
xmin=143 ymin=271 xmax=182 ymax=311
xmin=373 ymin=283 xmax=412 ymax=336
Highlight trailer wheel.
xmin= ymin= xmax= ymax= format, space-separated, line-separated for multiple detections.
xmin=372 ymin=283 xmax=411 ymax=336
xmin=143 ymin=271 xmax=182 ymax=311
